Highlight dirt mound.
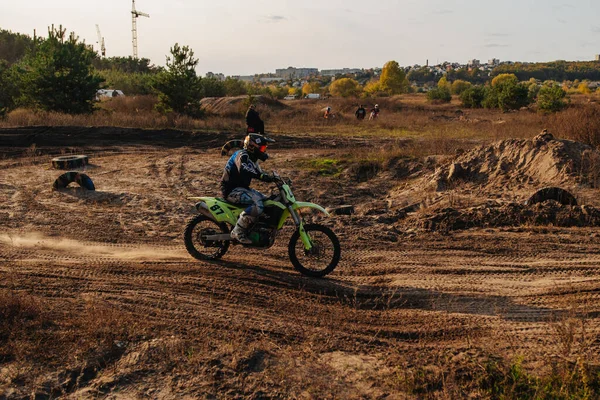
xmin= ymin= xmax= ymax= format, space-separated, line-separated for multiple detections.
xmin=433 ymin=131 xmax=600 ymax=192
xmin=200 ymin=95 xmax=286 ymax=116
xmin=412 ymin=201 xmax=600 ymax=232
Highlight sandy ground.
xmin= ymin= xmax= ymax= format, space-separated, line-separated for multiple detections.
xmin=1 ymin=128 xmax=600 ymax=398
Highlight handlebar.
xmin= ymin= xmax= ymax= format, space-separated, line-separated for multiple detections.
xmin=271 ymin=171 xmax=292 ymax=187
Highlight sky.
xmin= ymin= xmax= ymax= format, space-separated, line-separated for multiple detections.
xmin=1 ymin=0 xmax=600 ymax=76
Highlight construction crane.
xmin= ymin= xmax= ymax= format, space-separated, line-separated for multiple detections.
xmin=131 ymin=0 xmax=149 ymax=59
xmin=95 ymin=24 xmax=106 ymax=57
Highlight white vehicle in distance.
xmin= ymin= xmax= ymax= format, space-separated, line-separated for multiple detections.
xmin=305 ymin=93 xmax=321 ymax=99
xmin=96 ymin=89 xmax=125 ymax=100
xmin=283 ymin=95 xmax=298 ymax=100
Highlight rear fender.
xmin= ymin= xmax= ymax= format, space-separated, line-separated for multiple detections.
xmin=188 ymin=197 xmax=242 ymax=225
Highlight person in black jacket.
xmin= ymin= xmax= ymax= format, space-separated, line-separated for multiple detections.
xmin=221 ymin=133 xmax=275 ymax=244
xmin=355 ymin=105 xmax=366 ymax=120
xmin=245 ymin=104 xmax=265 ymax=134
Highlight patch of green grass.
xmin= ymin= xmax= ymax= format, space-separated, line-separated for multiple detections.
xmin=301 ymin=158 xmax=344 ymax=176
xmin=400 ymin=352 xmax=600 ymax=399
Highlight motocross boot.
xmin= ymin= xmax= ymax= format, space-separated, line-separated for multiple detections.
xmin=231 ymin=213 xmax=255 ymax=245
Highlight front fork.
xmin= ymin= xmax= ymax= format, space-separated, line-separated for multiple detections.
xmin=288 ymin=206 xmax=312 ymax=250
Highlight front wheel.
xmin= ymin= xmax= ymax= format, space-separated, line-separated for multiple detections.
xmin=184 ymin=215 xmax=230 ymax=261
xmin=288 ymin=224 xmax=341 ymax=278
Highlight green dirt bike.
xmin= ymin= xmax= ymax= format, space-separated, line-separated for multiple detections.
xmin=184 ymin=172 xmax=341 ymax=277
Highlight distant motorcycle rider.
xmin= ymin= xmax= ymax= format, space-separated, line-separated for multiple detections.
xmin=221 ymin=133 xmax=275 ymax=244
xmin=355 ymin=104 xmax=366 ymax=120
xmin=369 ymin=104 xmax=380 ymax=120
xmin=245 ymin=104 xmax=264 ymax=134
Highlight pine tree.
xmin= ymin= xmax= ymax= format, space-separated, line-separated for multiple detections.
xmin=21 ymin=26 xmax=103 ymax=114
xmin=153 ymin=43 xmax=204 ymax=118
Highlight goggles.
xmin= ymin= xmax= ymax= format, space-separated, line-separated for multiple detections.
xmin=259 ymin=145 xmax=267 ymax=152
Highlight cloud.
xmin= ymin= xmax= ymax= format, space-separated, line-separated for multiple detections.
xmin=263 ymin=15 xmax=286 ymax=23
xmin=553 ymin=3 xmax=575 ymax=10
xmin=593 ymin=26 xmax=600 ymax=33
xmin=406 ymin=17 xmax=424 ymax=25
xmin=486 ymin=33 xmax=510 ymax=37
xmin=484 ymin=43 xmax=509 ymax=48
xmin=557 ymin=19 xmax=567 ymax=24
xmin=431 ymin=9 xmax=453 ymax=15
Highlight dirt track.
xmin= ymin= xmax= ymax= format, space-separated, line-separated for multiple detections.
xmin=1 ymin=127 xmax=600 ymax=398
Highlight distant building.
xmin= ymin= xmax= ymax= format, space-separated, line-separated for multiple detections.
xmin=206 ymin=72 xmax=225 ymax=81
xmin=275 ymin=67 xmax=318 ymax=79
xmin=259 ymin=77 xmax=284 ymax=83
xmin=468 ymin=59 xmax=480 ymax=67
xmin=488 ymin=58 xmax=500 ymax=66
xmin=231 ymin=75 xmax=255 ymax=82
xmin=596 ymin=54 xmax=600 ymax=61
xmin=321 ymin=68 xmax=362 ymax=76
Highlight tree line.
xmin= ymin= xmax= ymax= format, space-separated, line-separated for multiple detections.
xmin=492 ymin=61 xmax=600 ymax=82
xmin=0 ymin=26 xmax=593 ymax=118
xmin=0 ymin=25 xmax=415 ymax=118
xmin=426 ymin=73 xmax=569 ymax=113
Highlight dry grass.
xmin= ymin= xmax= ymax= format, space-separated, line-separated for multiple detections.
xmin=549 ymin=102 xmax=600 ymax=147
xmin=0 ymin=288 xmax=150 ymax=396
xmin=0 ymin=94 xmax=554 ymax=143
xmin=2 ymin=285 xmax=598 ymax=398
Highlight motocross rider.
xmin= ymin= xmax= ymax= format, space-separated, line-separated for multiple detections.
xmin=221 ymin=133 xmax=275 ymax=244
xmin=369 ymin=104 xmax=380 ymax=120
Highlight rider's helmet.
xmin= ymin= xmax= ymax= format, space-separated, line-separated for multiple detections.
xmin=327 ymin=106 xmax=331 ymax=111
xmin=244 ymin=133 xmax=275 ymax=162
xmin=375 ymin=104 xmax=379 ymax=108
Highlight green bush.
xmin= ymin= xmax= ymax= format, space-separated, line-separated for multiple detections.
xmin=0 ymin=60 xmax=18 ymax=117
xmin=223 ymin=77 xmax=247 ymax=96
xmin=527 ymin=79 xmax=541 ymax=102
xmin=427 ymin=86 xmax=451 ymax=103
xmin=20 ymin=26 xmax=103 ymax=114
xmin=451 ymin=79 xmax=472 ymax=95
xmin=460 ymin=85 xmax=486 ymax=108
xmin=498 ymin=83 xmax=530 ymax=111
xmin=537 ymin=84 xmax=567 ymax=113
xmin=484 ymin=79 xmax=531 ymax=111
xmin=97 ymin=69 xmax=154 ymax=95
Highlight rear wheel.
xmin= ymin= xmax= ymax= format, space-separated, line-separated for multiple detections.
xmin=288 ymin=224 xmax=341 ymax=278
xmin=184 ymin=215 xmax=230 ymax=260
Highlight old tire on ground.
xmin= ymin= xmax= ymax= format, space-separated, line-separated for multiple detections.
xmin=184 ymin=215 xmax=230 ymax=261
xmin=526 ymin=187 xmax=577 ymax=206
xmin=51 ymin=155 xmax=89 ymax=170
xmin=288 ymin=224 xmax=341 ymax=278
xmin=52 ymin=172 xmax=95 ymax=190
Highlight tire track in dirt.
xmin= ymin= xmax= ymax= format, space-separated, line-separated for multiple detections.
xmin=3 ymin=233 xmax=599 ymax=357
xmin=2 ymin=144 xmax=600 ymax=364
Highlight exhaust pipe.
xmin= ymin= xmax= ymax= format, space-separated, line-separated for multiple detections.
xmin=195 ymin=202 xmax=216 ymax=221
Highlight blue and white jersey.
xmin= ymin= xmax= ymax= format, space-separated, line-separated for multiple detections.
xmin=220 ymin=149 xmax=265 ymax=197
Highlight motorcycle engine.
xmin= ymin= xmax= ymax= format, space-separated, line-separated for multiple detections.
xmin=248 ymin=223 xmax=276 ymax=248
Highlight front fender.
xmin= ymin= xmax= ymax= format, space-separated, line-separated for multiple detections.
xmin=292 ymin=202 xmax=331 ymax=217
